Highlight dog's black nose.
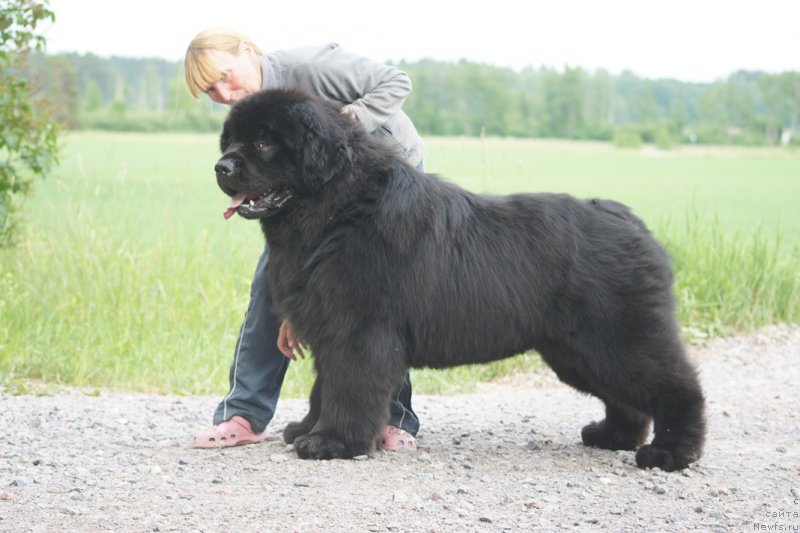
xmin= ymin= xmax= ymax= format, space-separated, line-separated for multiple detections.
xmin=215 ymin=158 xmax=237 ymax=177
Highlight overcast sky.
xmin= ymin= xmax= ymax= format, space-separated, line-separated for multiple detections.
xmin=44 ymin=0 xmax=798 ymax=83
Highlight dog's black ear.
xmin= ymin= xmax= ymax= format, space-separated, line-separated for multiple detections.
xmin=285 ymin=98 xmax=350 ymax=193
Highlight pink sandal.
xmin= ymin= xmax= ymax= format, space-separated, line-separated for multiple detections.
xmin=191 ymin=416 xmax=269 ymax=448
xmin=376 ymin=425 xmax=417 ymax=452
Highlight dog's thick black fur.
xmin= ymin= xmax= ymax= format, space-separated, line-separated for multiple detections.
xmin=215 ymin=89 xmax=706 ymax=471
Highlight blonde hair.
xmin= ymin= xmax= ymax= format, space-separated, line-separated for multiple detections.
xmin=184 ymin=28 xmax=264 ymax=98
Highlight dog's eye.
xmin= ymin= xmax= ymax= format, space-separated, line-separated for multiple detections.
xmin=254 ymin=141 xmax=271 ymax=152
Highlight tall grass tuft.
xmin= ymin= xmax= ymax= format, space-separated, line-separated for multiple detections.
xmin=657 ymin=214 xmax=799 ymax=339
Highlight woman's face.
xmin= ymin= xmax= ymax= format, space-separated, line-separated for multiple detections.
xmin=204 ymin=44 xmax=261 ymax=105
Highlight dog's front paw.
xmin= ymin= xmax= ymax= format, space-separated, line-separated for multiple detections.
xmin=294 ymin=433 xmax=348 ymax=459
xmin=283 ymin=420 xmax=313 ymax=444
xmin=294 ymin=433 xmax=365 ymax=460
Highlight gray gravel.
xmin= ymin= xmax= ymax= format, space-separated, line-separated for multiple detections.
xmin=1 ymin=324 xmax=799 ymax=532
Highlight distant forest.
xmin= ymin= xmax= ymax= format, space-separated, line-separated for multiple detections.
xmin=30 ymin=53 xmax=800 ymax=146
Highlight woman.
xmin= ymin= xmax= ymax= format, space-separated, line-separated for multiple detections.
xmin=185 ymin=28 xmax=423 ymax=451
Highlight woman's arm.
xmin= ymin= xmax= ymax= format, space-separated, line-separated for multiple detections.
xmin=311 ymin=44 xmax=412 ymax=133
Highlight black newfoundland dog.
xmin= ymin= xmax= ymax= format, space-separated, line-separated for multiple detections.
xmin=214 ymin=89 xmax=706 ymax=471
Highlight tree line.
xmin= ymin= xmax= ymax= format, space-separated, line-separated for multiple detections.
xmin=31 ymin=53 xmax=800 ymax=147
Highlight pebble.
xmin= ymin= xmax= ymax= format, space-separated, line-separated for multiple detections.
xmin=392 ymin=492 xmax=408 ymax=503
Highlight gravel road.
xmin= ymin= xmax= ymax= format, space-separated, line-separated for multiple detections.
xmin=1 ymin=324 xmax=798 ymax=532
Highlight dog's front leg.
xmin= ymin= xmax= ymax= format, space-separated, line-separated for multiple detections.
xmin=293 ymin=332 xmax=406 ymax=460
xmin=283 ymin=373 xmax=323 ymax=444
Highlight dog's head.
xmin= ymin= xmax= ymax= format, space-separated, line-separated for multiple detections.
xmin=215 ymin=89 xmax=350 ymax=220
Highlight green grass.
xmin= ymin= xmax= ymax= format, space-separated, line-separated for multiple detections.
xmin=1 ymin=132 xmax=798 ymax=396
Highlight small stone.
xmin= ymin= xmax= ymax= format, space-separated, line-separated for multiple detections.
xmin=456 ymin=487 xmax=469 ymax=495
xmin=293 ymin=480 xmax=311 ymax=487
xmin=32 ymin=459 xmax=41 ymax=466
xmin=653 ymin=486 xmax=667 ymax=495
xmin=211 ymin=477 xmax=223 ymax=484
xmin=479 ymin=516 xmax=494 ymax=523
xmin=609 ymin=508 xmax=624 ymax=515
xmin=353 ymin=454 xmax=369 ymax=461
xmin=776 ymin=446 xmax=787 ymax=453
xmin=269 ymin=454 xmax=287 ymax=463
xmin=694 ymin=506 xmax=704 ymax=513
xmin=177 ymin=459 xmax=189 ymax=466
xmin=284 ymin=444 xmax=295 ymax=453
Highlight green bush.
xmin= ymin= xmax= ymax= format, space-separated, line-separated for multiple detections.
xmin=0 ymin=1 xmax=59 ymax=248
xmin=612 ymin=125 xmax=642 ymax=149
xmin=655 ymin=125 xmax=675 ymax=150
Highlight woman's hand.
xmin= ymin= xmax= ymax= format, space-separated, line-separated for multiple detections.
xmin=340 ymin=105 xmax=359 ymax=122
xmin=278 ymin=319 xmax=309 ymax=361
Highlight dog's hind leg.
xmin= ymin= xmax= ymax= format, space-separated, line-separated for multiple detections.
xmin=540 ymin=347 xmax=651 ymax=452
xmin=633 ymin=345 xmax=706 ymax=471
xmin=590 ymin=337 xmax=705 ymax=472
xmin=581 ymin=401 xmax=651 ymax=451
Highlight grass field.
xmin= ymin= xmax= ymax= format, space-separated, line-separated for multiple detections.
xmin=1 ymin=132 xmax=798 ymax=396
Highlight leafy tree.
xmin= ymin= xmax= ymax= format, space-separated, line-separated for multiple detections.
xmin=36 ymin=54 xmax=79 ymax=127
xmin=82 ymin=79 xmax=104 ymax=113
xmin=0 ymin=1 xmax=58 ymax=248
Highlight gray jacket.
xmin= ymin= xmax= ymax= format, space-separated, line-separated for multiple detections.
xmin=259 ymin=43 xmax=424 ymax=166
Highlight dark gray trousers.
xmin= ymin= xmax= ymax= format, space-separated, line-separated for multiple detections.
xmin=213 ymin=248 xmax=420 ymax=435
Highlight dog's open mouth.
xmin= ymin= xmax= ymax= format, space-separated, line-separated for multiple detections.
xmin=223 ymin=188 xmax=294 ymax=220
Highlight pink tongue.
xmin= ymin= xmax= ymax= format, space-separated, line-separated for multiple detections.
xmin=223 ymin=193 xmax=248 ymax=220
